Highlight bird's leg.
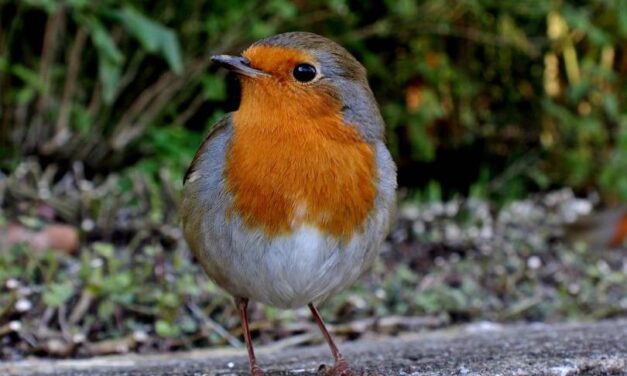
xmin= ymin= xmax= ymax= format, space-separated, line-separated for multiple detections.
xmin=236 ymin=297 xmax=264 ymax=376
xmin=308 ymin=303 xmax=354 ymax=376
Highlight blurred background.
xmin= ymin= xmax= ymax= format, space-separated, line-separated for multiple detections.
xmin=0 ymin=0 xmax=626 ymax=360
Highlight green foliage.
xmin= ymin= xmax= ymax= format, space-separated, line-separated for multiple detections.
xmin=600 ymin=122 xmax=627 ymax=197
xmin=1 ymin=0 xmax=625 ymax=201
xmin=83 ymin=15 xmax=125 ymax=103
xmin=539 ymin=3 xmax=626 ymax=201
xmin=0 ymin=0 xmax=297 ymax=171
xmin=115 ymin=7 xmax=183 ymax=74
xmin=0 ymin=236 xmax=222 ymax=345
xmin=43 ymin=281 xmax=75 ymax=307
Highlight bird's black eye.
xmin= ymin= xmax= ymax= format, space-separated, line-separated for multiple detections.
xmin=293 ymin=63 xmax=317 ymax=82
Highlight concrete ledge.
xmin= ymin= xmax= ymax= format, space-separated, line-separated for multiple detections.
xmin=2 ymin=319 xmax=626 ymax=375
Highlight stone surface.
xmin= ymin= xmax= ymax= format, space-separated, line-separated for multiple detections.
xmin=2 ymin=320 xmax=626 ymax=375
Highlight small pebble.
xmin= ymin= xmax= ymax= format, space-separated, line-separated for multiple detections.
xmin=5 ymin=279 xmax=19 ymax=289
xmin=568 ymin=283 xmax=580 ymax=295
xmin=597 ymin=260 xmax=611 ymax=274
xmin=15 ymin=299 xmax=32 ymax=312
xmin=72 ymin=333 xmax=86 ymax=343
xmin=81 ymin=219 xmax=95 ymax=232
xmin=527 ymin=256 xmax=541 ymax=269
xmin=91 ymin=258 xmax=104 ymax=268
xmin=133 ymin=331 xmax=148 ymax=342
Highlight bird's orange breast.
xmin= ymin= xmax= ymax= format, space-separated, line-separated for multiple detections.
xmin=224 ymin=76 xmax=377 ymax=240
xmin=609 ymin=213 xmax=627 ymax=247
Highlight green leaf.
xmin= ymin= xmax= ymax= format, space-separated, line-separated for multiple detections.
xmin=43 ymin=282 xmax=75 ymax=307
xmin=98 ymin=56 xmax=122 ymax=104
xmin=408 ymin=121 xmax=435 ymax=161
xmin=98 ymin=300 xmax=115 ymax=319
xmin=179 ymin=316 xmax=198 ymax=333
xmin=250 ymin=21 xmax=275 ymax=40
xmin=94 ymin=242 xmax=115 ymax=258
xmin=65 ymin=0 xmax=89 ymax=9
xmin=619 ymin=1 xmax=627 ymax=37
xmin=84 ymin=18 xmax=124 ymax=66
xmin=562 ymin=5 xmax=611 ymax=46
xmin=21 ymin=0 xmax=56 ymax=13
xmin=161 ymin=32 xmax=184 ymax=74
xmin=155 ymin=320 xmax=180 ymax=337
xmin=82 ymin=16 xmax=124 ymax=103
xmin=201 ymin=74 xmax=226 ymax=101
xmin=392 ymin=0 xmax=418 ymax=19
xmin=117 ymin=7 xmax=183 ymax=74
xmin=425 ymin=180 xmax=442 ymax=202
xmin=15 ymin=88 xmax=36 ymax=105
xmin=602 ymin=95 xmax=619 ymax=120
xmin=267 ymin=0 xmax=297 ymax=19
xmin=158 ymin=291 xmax=179 ymax=308
xmin=102 ymin=273 xmax=132 ymax=293
xmin=118 ymin=7 xmax=162 ymax=51
xmin=10 ymin=64 xmax=44 ymax=92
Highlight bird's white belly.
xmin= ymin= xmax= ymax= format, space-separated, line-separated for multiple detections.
xmin=200 ymin=223 xmax=378 ymax=309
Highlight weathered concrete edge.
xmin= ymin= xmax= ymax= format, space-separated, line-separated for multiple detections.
xmin=1 ymin=319 xmax=626 ymax=376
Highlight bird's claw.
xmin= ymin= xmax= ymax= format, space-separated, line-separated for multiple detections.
xmin=251 ymin=365 xmax=265 ymax=376
xmin=319 ymin=359 xmax=356 ymax=376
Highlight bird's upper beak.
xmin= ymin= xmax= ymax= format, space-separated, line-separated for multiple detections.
xmin=211 ymin=55 xmax=268 ymax=78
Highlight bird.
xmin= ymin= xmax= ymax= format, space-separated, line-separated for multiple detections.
xmin=180 ymin=31 xmax=397 ymax=376
xmin=564 ymin=205 xmax=627 ymax=249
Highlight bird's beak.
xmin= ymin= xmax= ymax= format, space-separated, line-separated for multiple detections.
xmin=211 ymin=55 xmax=268 ymax=78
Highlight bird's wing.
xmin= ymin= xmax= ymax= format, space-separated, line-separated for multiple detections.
xmin=183 ymin=114 xmax=232 ymax=185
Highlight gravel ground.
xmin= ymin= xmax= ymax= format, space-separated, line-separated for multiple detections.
xmin=2 ymin=319 xmax=626 ymax=376
xmin=1 ymin=162 xmax=626 ymax=363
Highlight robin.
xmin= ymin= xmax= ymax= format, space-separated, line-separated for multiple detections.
xmin=181 ymin=31 xmax=397 ymax=376
xmin=564 ymin=205 xmax=627 ymax=249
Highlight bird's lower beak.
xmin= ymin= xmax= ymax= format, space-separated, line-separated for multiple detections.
xmin=211 ymin=55 xmax=268 ymax=78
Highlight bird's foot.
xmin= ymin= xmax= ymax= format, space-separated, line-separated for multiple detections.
xmin=319 ymin=359 xmax=355 ymax=376
xmin=251 ymin=365 xmax=265 ymax=376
